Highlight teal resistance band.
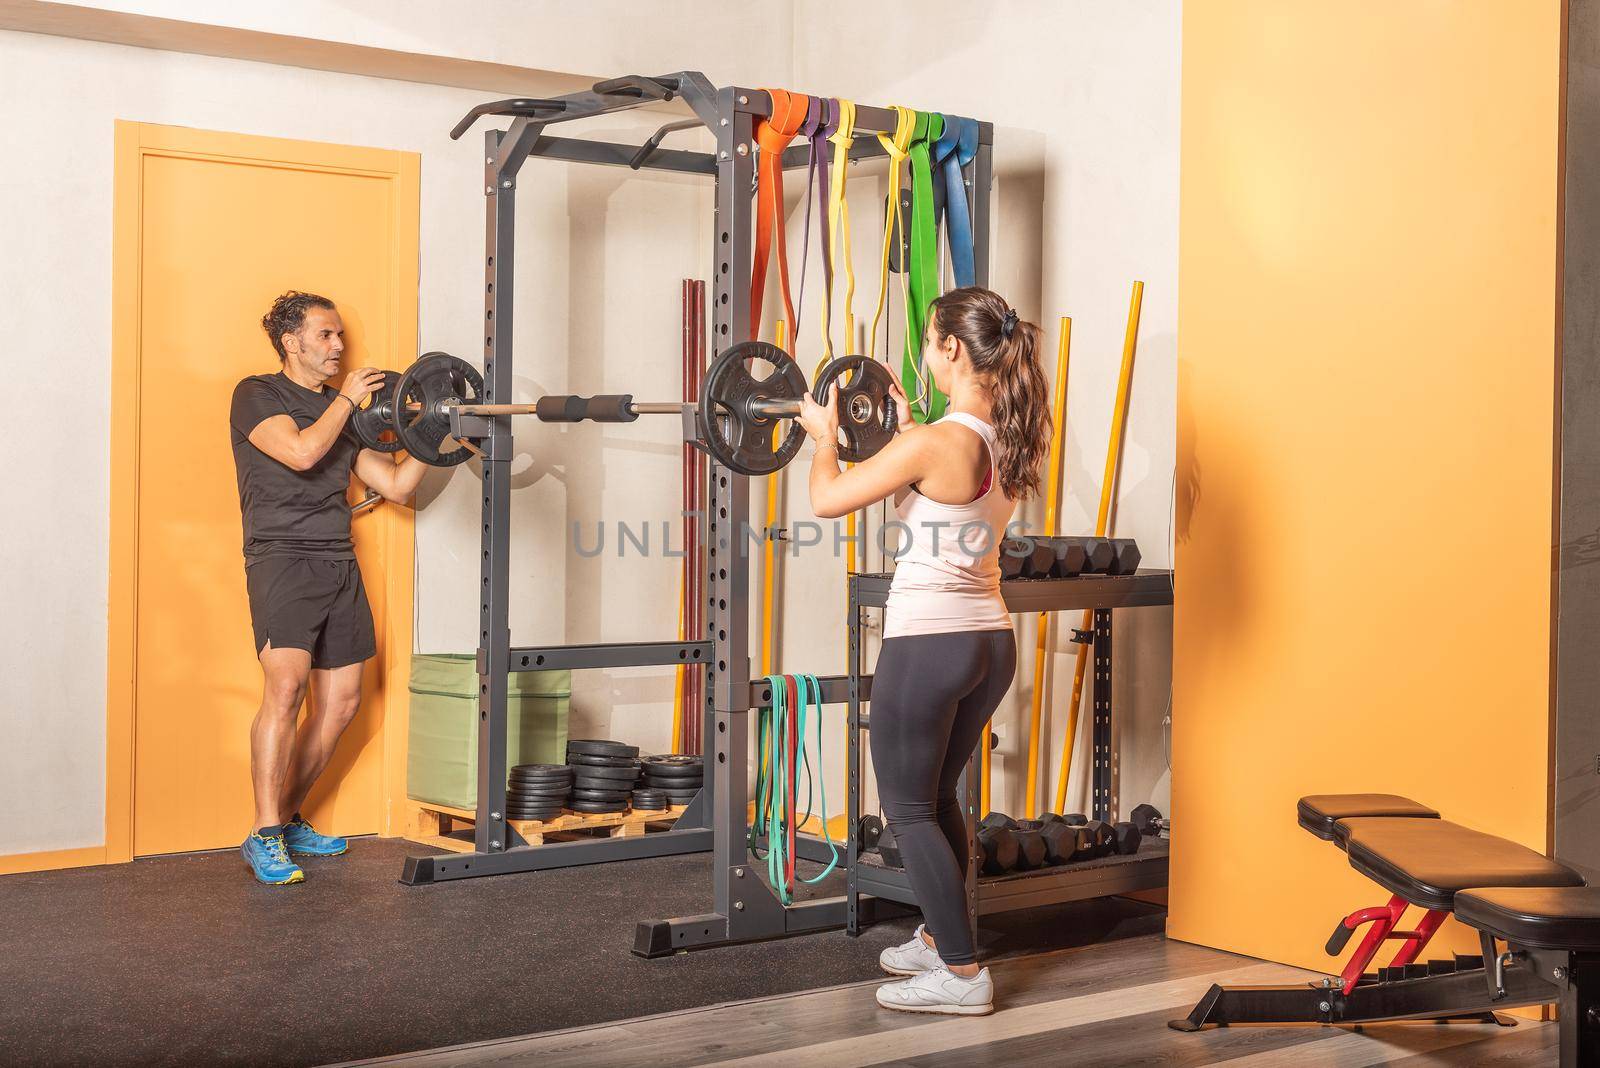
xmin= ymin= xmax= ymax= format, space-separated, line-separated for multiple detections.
xmin=752 ymin=673 xmax=840 ymax=904
xmin=797 ymin=674 xmax=840 ymax=885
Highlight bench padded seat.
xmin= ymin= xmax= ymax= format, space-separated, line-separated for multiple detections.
xmin=1456 ymin=887 xmax=1600 ymax=951
xmin=1297 ymin=794 xmax=1440 ymax=843
xmin=1341 ymin=818 xmax=1581 ymax=911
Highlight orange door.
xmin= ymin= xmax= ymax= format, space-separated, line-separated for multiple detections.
xmin=110 ymin=123 xmax=419 ymax=856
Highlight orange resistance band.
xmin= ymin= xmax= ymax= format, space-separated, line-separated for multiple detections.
xmin=752 ymin=89 xmax=811 ymax=344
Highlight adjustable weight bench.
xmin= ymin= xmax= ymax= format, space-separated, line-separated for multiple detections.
xmin=1173 ymin=794 xmax=1600 ymax=1066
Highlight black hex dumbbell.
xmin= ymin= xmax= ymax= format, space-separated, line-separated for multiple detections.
xmin=1107 ymin=538 xmax=1142 ymax=575
xmin=1130 ymin=803 xmax=1165 ymax=836
xmin=977 ymin=825 xmax=1020 ymax=874
xmin=999 ymin=539 xmax=1030 ymax=579
xmin=1112 ymin=821 xmax=1142 ymax=855
xmin=1081 ymin=819 xmax=1116 ymax=858
xmin=1052 ymin=536 xmax=1114 ymax=574
xmin=1050 ymin=538 xmax=1089 ymax=577
xmin=1013 ymin=820 xmax=1048 ymax=870
xmin=1039 ymin=821 xmax=1080 ymax=865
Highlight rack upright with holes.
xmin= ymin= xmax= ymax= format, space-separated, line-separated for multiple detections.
xmin=398 ymin=71 xmax=1006 ymax=958
xmin=844 ymin=570 xmax=1175 ymax=942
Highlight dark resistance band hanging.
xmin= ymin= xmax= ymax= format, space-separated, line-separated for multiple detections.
xmin=791 ymin=97 xmax=834 ymax=362
xmin=904 ymin=110 xmax=947 ymax=423
xmin=932 ymin=115 xmax=979 ymax=290
xmin=752 ymin=89 xmax=811 ymax=345
xmin=807 ymin=99 xmax=839 ymax=369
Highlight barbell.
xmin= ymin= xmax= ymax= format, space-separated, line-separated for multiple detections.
xmin=350 ymin=340 xmax=898 ymax=476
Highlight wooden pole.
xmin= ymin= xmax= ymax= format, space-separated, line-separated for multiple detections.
xmin=1023 ymin=317 xmax=1072 ymax=817
xmin=1053 ymin=282 xmax=1142 ymax=815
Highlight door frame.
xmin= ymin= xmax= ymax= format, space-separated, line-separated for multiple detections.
xmin=105 ymin=120 xmax=420 ymax=864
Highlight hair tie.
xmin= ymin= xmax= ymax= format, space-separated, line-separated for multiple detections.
xmin=1000 ymin=308 xmax=1019 ymax=340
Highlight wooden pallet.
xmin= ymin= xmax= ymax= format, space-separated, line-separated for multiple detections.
xmin=409 ymin=800 xmax=688 ymax=852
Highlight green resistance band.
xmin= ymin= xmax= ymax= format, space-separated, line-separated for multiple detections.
xmin=905 ymin=110 xmax=949 ymax=423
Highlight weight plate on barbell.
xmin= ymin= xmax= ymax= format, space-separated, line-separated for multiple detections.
xmin=394 ymin=351 xmax=483 ymax=467
xmin=351 ymin=370 xmax=405 ymax=454
xmin=812 ymin=355 xmax=897 ymax=463
xmin=698 ymin=341 xmax=809 ymax=476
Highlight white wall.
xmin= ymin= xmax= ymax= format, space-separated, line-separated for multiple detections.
xmin=1 ymin=0 xmax=1180 ymax=855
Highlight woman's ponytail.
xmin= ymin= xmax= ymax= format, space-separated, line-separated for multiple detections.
xmin=929 ymin=287 xmax=1051 ymax=499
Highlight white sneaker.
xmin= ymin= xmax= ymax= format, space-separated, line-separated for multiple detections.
xmin=879 ymin=924 xmax=944 ymax=976
xmin=876 ymin=965 xmax=995 ymax=1015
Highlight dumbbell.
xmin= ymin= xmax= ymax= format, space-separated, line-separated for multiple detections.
xmin=1039 ymin=821 xmax=1081 ymax=865
xmin=1013 ymin=820 xmax=1048 ymax=871
xmin=878 ymin=822 xmax=904 ymax=868
xmin=1024 ymin=540 xmax=1057 ymax=579
xmin=999 ymin=539 xmax=1030 ymax=579
xmin=1040 ymin=811 xmax=1088 ymax=827
xmin=1130 ymin=803 xmax=1166 ymax=837
xmin=1112 ymin=821 xmax=1142 ymax=855
xmin=1051 ymin=538 xmax=1090 ymax=577
xmin=1081 ymin=819 xmax=1116 ymax=859
xmin=1050 ymin=536 xmax=1114 ymax=575
xmin=977 ymin=824 xmax=1021 ymax=875
xmin=980 ymin=812 xmax=1020 ymax=832
xmin=1107 ymin=538 xmax=1141 ymax=575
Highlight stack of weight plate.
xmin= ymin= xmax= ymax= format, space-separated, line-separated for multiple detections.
xmin=638 ymin=755 xmax=704 ymax=808
xmin=505 ymin=763 xmax=574 ymax=822
xmin=565 ymin=739 xmax=642 ymax=814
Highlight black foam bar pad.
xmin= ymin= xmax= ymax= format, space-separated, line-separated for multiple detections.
xmin=1107 ymin=538 xmax=1141 ymax=575
xmin=536 ymin=395 xmax=588 ymax=422
xmin=585 ymin=395 xmax=638 ymax=422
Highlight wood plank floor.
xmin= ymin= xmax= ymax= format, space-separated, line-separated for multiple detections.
xmin=341 ymin=934 xmax=1555 ymax=1067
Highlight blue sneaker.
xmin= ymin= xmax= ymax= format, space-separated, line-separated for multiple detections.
xmin=241 ymin=831 xmax=304 ymax=885
xmin=283 ymin=815 xmax=348 ymax=857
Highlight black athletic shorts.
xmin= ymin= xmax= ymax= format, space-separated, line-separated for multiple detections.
xmin=244 ymin=556 xmax=376 ymax=669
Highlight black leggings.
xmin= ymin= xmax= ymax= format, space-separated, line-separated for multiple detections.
xmin=869 ymin=628 xmax=1016 ymax=966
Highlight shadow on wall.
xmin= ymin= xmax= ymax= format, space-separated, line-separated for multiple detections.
xmin=1174 ymin=355 xmax=1255 ymax=668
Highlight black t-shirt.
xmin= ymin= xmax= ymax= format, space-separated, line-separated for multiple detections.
xmin=229 ymin=372 xmax=361 ymax=563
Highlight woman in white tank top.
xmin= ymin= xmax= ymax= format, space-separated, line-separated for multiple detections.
xmin=797 ymin=287 xmax=1052 ymax=1016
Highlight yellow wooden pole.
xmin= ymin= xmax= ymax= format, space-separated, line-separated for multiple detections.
xmin=1024 ymin=318 xmax=1072 ymax=817
xmin=1054 ymin=283 xmax=1142 ymax=815
xmin=762 ymin=320 xmax=787 ymax=677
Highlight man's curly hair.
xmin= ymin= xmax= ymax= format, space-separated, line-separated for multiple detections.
xmin=261 ymin=290 xmax=336 ymax=362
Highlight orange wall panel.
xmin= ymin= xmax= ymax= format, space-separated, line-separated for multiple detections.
xmin=1171 ymin=3 xmax=1562 ymax=967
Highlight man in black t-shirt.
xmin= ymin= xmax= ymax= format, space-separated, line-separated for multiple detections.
xmin=229 ymin=290 xmax=428 ymax=885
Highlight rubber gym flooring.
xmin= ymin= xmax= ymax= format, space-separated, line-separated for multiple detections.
xmin=0 ymin=836 xmax=1165 ymax=1067
xmin=348 ymin=935 xmax=1555 ymax=1068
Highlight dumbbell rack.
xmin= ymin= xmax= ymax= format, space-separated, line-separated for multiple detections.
xmin=844 ymin=569 xmax=1175 ymax=940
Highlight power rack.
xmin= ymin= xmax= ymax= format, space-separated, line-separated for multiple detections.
xmin=397 ymin=70 xmax=1164 ymax=957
